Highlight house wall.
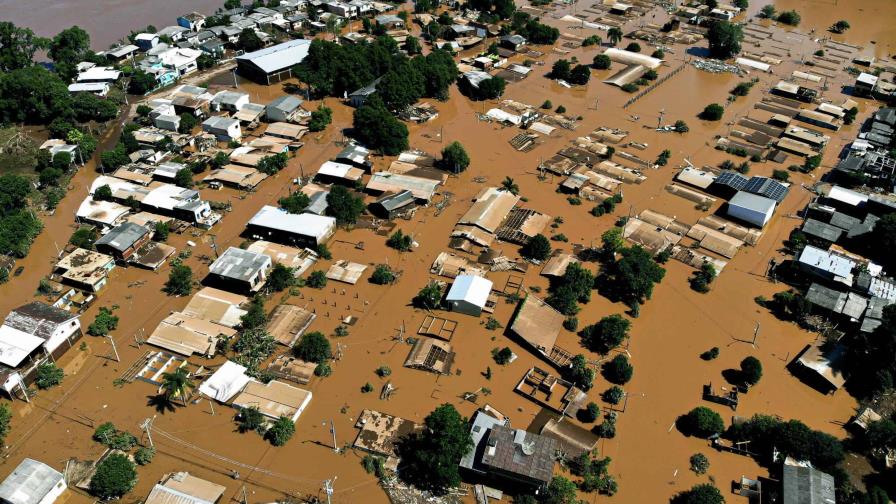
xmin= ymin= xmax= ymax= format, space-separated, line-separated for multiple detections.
xmin=727 ymin=204 xmax=770 ymax=227
xmin=448 ymin=300 xmax=482 ymax=317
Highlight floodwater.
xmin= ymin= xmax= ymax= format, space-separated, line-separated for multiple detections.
xmin=0 ymin=0 xmax=885 ymax=503
xmin=0 ymin=0 xmax=224 ymax=50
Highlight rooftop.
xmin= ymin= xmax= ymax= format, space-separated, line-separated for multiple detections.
xmin=236 ymin=39 xmax=311 ymax=73
xmin=0 ymin=459 xmax=65 ymax=504
xmin=248 ymin=205 xmax=336 ymax=241
xmin=95 ymin=222 xmax=151 ymax=252
xmin=446 ymin=275 xmax=493 ymax=308
xmin=480 ymin=424 xmax=556 ymax=485
xmin=209 ymin=247 xmax=272 ymax=282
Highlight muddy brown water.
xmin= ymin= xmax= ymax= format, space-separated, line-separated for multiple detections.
xmin=0 ymin=1 xmax=885 ymax=502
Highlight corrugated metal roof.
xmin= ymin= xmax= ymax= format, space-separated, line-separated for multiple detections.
xmin=0 ymin=459 xmax=64 ymax=504
xmin=236 ymin=39 xmax=311 ymax=74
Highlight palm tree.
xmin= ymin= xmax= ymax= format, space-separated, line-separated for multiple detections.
xmin=160 ymin=368 xmax=195 ymax=407
xmin=501 ymin=177 xmax=520 ymax=195
xmin=608 ymin=27 xmax=623 ymax=46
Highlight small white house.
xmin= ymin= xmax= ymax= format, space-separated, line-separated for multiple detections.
xmin=0 ymin=459 xmax=67 ymax=504
xmin=445 ymin=275 xmax=493 ymax=317
xmin=211 ymin=90 xmax=250 ymax=112
xmin=134 ymin=33 xmax=160 ymax=51
xmin=202 ymin=116 xmax=242 ymax=142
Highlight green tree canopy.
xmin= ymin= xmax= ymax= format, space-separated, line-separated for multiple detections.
xmin=352 ymin=95 xmax=409 ymax=155
xmin=706 ymin=20 xmax=743 ymax=59
xmin=278 ymin=191 xmax=311 ymax=214
xmin=293 ymin=331 xmax=332 ymax=363
xmin=87 ymin=307 xmax=119 ymax=336
xmin=89 ymin=454 xmax=137 ymax=500
xmin=582 ymin=314 xmax=630 ymax=354
xmin=164 ymin=263 xmax=193 ymax=296
xmin=265 ymin=416 xmax=296 ymax=446
xmin=600 ymin=245 xmax=666 ymax=307
xmin=671 ymin=483 xmax=724 ymax=504
xmin=267 ymin=263 xmax=295 ymax=292
xmin=398 ymin=404 xmax=473 ymax=494
xmin=326 ymin=185 xmax=365 ymax=225
xmin=520 ymin=233 xmax=551 ymax=261
xmin=237 ymin=28 xmax=263 ymax=51
xmin=739 ymin=356 xmax=762 ymax=386
xmin=0 ymin=22 xmax=48 ymax=72
xmin=679 ymin=406 xmax=724 ymax=438
xmin=413 ymin=281 xmax=442 ymax=310
xmin=439 ymin=141 xmax=470 ymax=173
xmin=602 ymin=354 xmax=634 ymax=385
xmin=49 ymin=26 xmax=90 ymax=80
xmin=378 ymin=59 xmax=425 ymax=111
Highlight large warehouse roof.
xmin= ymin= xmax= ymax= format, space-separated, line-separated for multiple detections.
xmin=236 ymin=39 xmax=311 ymax=74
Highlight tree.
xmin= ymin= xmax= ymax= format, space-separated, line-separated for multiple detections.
xmin=689 ymin=453 xmax=710 ymax=475
xmin=69 ymin=227 xmax=98 ymax=249
xmin=293 ymin=331 xmax=332 ymax=363
xmin=602 ymin=354 xmax=633 ymax=384
xmin=593 ymin=54 xmax=612 ymax=70
xmin=700 ymin=103 xmax=725 ymax=121
xmin=0 ymin=403 xmax=10 ymax=445
xmin=566 ymin=354 xmax=594 ymax=391
xmin=405 ymin=35 xmax=422 ymax=54
xmin=706 ymin=20 xmax=743 ymax=59
xmin=238 ymin=28 xmax=263 ymax=51
xmin=625 ymin=42 xmax=641 ymax=52
xmin=237 ymin=406 xmax=266 ymax=433
xmin=492 ymin=347 xmax=513 ymax=365
xmin=759 ymin=4 xmax=776 ymax=18
xmin=740 ymin=356 xmax=762 ymax=386
xmin=520 ymin=234 xmax=551 ymax=261
xmin=601 ymin=245 xmax=666 ymax=306
xmin=603 ymin=385 xmax=624 ymax=404
xmin=278 ymin=191 xmax=310 ymax=214
xmin=88 ymin=307 xmax=119 ymax=336
xmin=134 ymin=447 xmax=155 ymax=465
xmin=257 ymin=153 xmax=288 ymax=175
xmin=579 ymin=402 xmax=600 ymax=423
xmin=674 ymin=120 xmax=689 ymax=133
xmin=844 ymin=303 xmax=896 ymax=398
xmin=398 ymin=404 xmax=473 ymax=494
xmin=414 ymin=282 xmax=442 ymax=310
xmin=501 ymin=176 xmax=520 ymax=195
xmin=671 ymin=484 xmax=724 ymax=504
xmin=35 ymin=362 xmax=64 ymax=389
xmin=679 ymin=406 xmax=724 ymax=438
xmin=440 ymin=141 xmax=470 ymax=173
xmin=326 ymin=185 xmax=365 ymax=225
xmin=689 ymin=261 xmax=717 ymax=293
xmin=378 ymin=59 xmax=425 ymax=111
xmin=733 ymin=0 xmax=748 ymax=8
xmin=776 ymin=10 xmax=801 ymax=26
xmin=128 ymin=69 xmax=157 ymax=94
xmin=550 ymin=59 xmax=572 ymax=81
xmin=413 ymin=49 xmax=458 ymax=100
xmin=461 ymin=74 xmax=506 ymax=100
xmin=178 ymin=113 xmax=198 ymax=134
xmin=541 ymin=476 xmax=578 ymax=504
xmin=164 ymin=263 xmax=193 ymax=296
xmin=370 ymin=264 xmax=396 ymax=285
xmin=352 ymin=95 xmax=409 ymax=155
xmin=547 ymin=262 xmax=595 ymax=316
xmin=582 ymin=314 xmax=630 ymax=354
xmin=0 ymin=22 xmax=48 ymax=72
xmin=830 ymin=20 xmax=850 ymax=34
xmin=265 ymin=416 xmax=296 ymax=446
xmin=306 ymin=270 xmax=327 ymax=288
xmin=49 ymin=26 xmax=90 ymax=80
xmin=307 ymin=105 xmax=332 ymax=132
xmin=569 ymin=64 xmax=591 ymax=85
xmin=160 ymin=367 xmax=194 ymax=406
xmin=607 ymin=27 xmax=623 ymax=46
xmin=267 ymin=263 xmax=295 ymax=292
xmin=153 ymin=221 xmax=169 ymax=242
xmin=387 ymin=230 xmax=413 ymax=251
xmin=238 ymin=296 xmax=266 ymax=331
xmin=89 ymin=454 xmax=137 ymax=500
xmin=174 ymin=167 xmax=194 ymax=188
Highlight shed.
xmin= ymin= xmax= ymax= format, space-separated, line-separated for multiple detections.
xmin=369 ymin=190 xmax=416 ymax=219
xmin=201 ymin=116 xmax=241 ymax=142
xmin=181 ymin=287 xmax=248 ymax=328
xmin=95 ymin=222 xmax=152 ymax=261
xmin=266 ymin=95 xmax=304 ymax=122
xmin=267 ymin=304 xmax=316 ymax=347
xmin=792 ymin=342 xmax=846 ymax=393
xmin=509 ymin=295 xmax=563 ymax=355
xmin=726 ymin=191 xmax=776 ymax=227
xmin=445 ymin=275 xmax=493 ymax=316
xmin=0 ymin=459 xmax=66 ymax=504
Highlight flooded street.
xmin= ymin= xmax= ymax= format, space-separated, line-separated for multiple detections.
xmin=0 ymin=0 xmax=890 ymax=503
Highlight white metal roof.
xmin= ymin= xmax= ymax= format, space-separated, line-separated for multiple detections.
xmin=77 ymin=66 xmax=121 ymax=82
xmin=68 ymin=82 xmax=110 ymax=93
xmin=602 ymin=48 xmax=662 ymax=70
xmin=0 ymin=325 xmax=45 ymax=367
xmin=248 ymin=205 xmax=336 ymax=241
xmin=798 ymin=245 xmax=855 ymax=279
xmin=729 ymin=191 xmax=776 ymax=214
xmin=445 ymin=275 xmax=493 ymax=308
xmin=826 ymin=185 xmax=868 ymax=207
xmin=198 ymin=361 xmax=252 ymax=402
xmin=0 ymin=459 xmax=65 ymax=504
xmin=317 ymin=161 xmax=357 ymax=179
xmin=236 ymin=39 xmax=311 ymax=74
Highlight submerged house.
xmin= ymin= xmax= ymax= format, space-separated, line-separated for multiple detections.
xmin=207 ymin=247 xmax=273 ymax=293
xmin=445 ymin=275 xmax=493 ymax=317
xmin=0 ymin=459 xmax=67 ymax=504
xmin=0 ymin=302 xmax=82 ymax=397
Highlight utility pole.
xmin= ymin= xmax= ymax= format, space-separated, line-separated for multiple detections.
xmin=657 ymin=108 xmax=665 ymax=129
xmin=139 ymin=416 xmax=156 ymax=447
xmin=752 ymin=321 xmax=760 ymax=347
xmin=330 ymin=420 xmax=338 ymax=453
xmin=107 ymin=335 xmax=120 ymax=362
xmin=210 ymin=235 xmax=219 ymax=258
xmin=323 ymin=477 xmax=336 ymax=504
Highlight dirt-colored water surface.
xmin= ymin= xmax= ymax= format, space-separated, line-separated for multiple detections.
xmin=0 ymin=0 xmax=890 ymax=503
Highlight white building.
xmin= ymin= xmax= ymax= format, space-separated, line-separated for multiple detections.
xmin=158 ymin=47 xmax=202 ymax=76
xmin=0 ymin=302 xmax=81 ymax=396
xmin=202 ymin=116 xmax=242 ymax=142
xmin=445 ymin=275 xmax=493 ymax=317
xmin=0 ymin=459 xmax=67 ymax=504
xmin=246 ymin=205 xmax=336 ymax=247
xmin=211 ymin=91 xmax=251 ymax=112
xmin=726 ymin=191 xmax=776 ymax=227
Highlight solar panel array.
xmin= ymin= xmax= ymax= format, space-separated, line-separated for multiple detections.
xmin=715 ymin=170 xmax=749 ymax=190
xmin=744 ymin=176 xmax=788 ymax=202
